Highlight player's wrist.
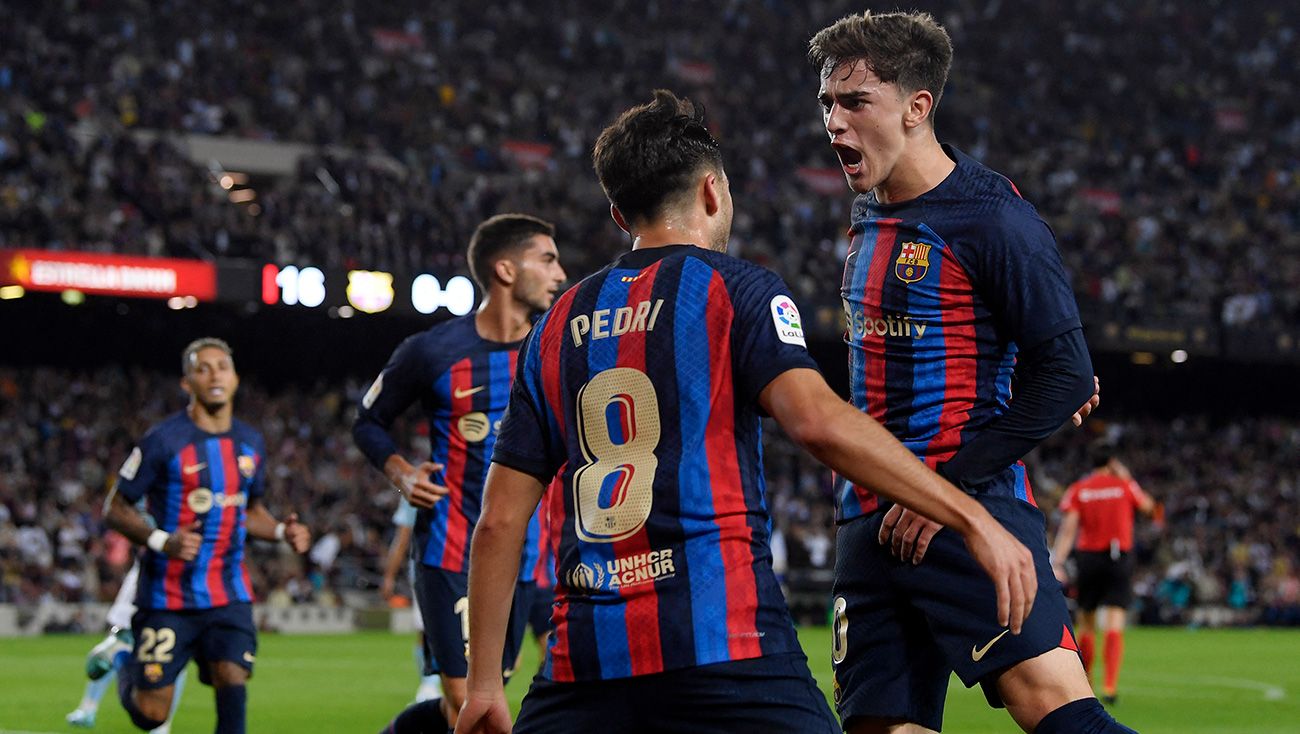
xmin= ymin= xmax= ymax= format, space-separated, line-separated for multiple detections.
xmin=146 ymin=529 xmax=170 ymax=553
xmin=274 ymin=522 xmax=286 ymax=542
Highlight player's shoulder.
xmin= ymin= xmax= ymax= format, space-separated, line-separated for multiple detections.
xmin=401 ymin=314 xmax=479 ymax=358
xmin=941 ymin=146 xmax=1051 ymax=240
xmin=228 ymin=417 xmax=266 ymax=447
xmin=137 ymin=411 xmax=193 ymax=453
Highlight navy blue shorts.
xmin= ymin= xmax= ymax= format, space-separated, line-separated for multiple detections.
xmin=831 ymin=496 xmax=1076 ymax=731
xmin=413 ymin=565 xmax=531 ymax=679
xmin=528 ymin=583 xmax=555 ymax=638
xmin=129 ymin=603 xmax=256 ymax=690
xmin=513 ymin=652 xmax=838 ymax=734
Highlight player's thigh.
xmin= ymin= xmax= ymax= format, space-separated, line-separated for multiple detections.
xmin=413 ymin=565 xmax=471 ymax=678
xmin=195 ymin=603 xmax=257 ymax=685
xmin=899 ymin=497 xmax=1078 ymax=694
xmin=834 ymin=513 xmax=949 ymax=732
xmin=513 ymin=674 xmax=632 ymax=734
xmin=993 ymin=647 xmax=1094 ymax=731
xmin=129 ymin=608 xmax=199 ymax=690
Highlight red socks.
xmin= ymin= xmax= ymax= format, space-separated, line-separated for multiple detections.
xmin=1103 ymin=630 xmax=1124 ymax=696
xmin=1079 ymin=631 xmax=1096 ymax=679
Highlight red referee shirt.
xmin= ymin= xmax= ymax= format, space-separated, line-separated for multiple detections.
xmin=1059 ymin=471 xmax=1151 ymax=553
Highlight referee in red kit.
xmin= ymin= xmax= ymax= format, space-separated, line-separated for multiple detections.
xmin=1052 ymin=446 xmax=1160 ymax=705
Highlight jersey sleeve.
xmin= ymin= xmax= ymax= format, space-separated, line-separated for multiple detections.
xmin=728 ymin=267 xmax=822 ymax=406
xmin=247 ymin=432 xmax=268 ymax=500
xmin=352 ymin=335 xmax=427 ymax=470
xmin=492 ymin=326 xmax=561 ymax=482
xmin=114 ymin=433 xmax=164 ymax=503
xmin=960 ymin=206 xmax=1083 ymax=350
xmin=1126 ymin=479 xmax=1151 ymax=508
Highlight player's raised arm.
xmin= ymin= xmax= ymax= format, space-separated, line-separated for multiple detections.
xmin=760 ymin=368 xmax=1038 ymax=633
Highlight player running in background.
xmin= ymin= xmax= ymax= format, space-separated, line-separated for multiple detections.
xmin=354 ymin=214 xmax=566 ymax=733
xmin=809 ymin=11 xmax=1125 ymax=734
xmin=66 ymin=561 xmax=185 ymax=732
xmin=379 ymin=496 xmax=443 ymax=704
xmin=455 ymin=89 xmax=1037 ymax=734
xmin=1052 ymin=447 xmax=1159 ymax=705
xmin=104 ymin=338 xmax=311 ymax=734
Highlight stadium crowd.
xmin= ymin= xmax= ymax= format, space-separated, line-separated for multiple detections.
xmin=2 ymin=0 xmax=1298 ymax=328
xmin=1 ymin=366 xmax=1297 ymax=627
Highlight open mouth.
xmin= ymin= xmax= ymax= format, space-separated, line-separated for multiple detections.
xmin=832 ymin=143 xmax=863 ymax=176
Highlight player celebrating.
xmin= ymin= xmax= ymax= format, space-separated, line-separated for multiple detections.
xmin=104 ymin=338 xmax=311 ymax=734
xmin=353 ymin=214 xmax=566 ymax=733
xmin=809 ymin=11 xmax=1125 ymax=734
xmin=1052 ymin=448 xmax=1158 ymax=705
xmin=454 ymin=89 xmax=1037 ymax=734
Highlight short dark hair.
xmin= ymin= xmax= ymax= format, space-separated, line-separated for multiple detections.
xmin=592 ymin=89 xmax=723 ymax=225
xmin=1090 ymin=442 xmax=1116 ymax=469
xmin=809 ymin=11 xmax=953 ymax=115
xmin=466 ymin=213 xmax=556 ymax=290
xmin=181 ymin=337 xmax=233 ymax=375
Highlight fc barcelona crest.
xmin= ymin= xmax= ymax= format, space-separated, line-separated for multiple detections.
xmin=894 ymin=241 xmax=932 ymax=283
xmin=237 ymin=455 xmax=257 ymax=479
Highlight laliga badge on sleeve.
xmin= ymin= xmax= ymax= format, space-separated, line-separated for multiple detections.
xmin=119 ymin=447 xmax=143 ymax=480
xmin=770 ymin=295 xmax=807 ymax=347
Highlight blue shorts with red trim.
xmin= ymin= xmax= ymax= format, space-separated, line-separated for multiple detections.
xmin=831 ymin=495 xmax=1076 ymax=731
xmin=413 ymin=564 xmax=531 ymax=679
xmin=129 ymin=603 xmax=256 ymax=690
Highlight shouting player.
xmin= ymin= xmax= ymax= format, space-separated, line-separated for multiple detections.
xmin=105 ymin=338 xmax=311 ymax=734
xmin=1052 ymin=447 xmax=1159 ymax=705
xmin=454 ymin=89 xmax=1037 ymax=734
xmin=354 ymin=214 xmax=566 ymax=733
xmin=809 ymin=11 xmax=1126 ymax=734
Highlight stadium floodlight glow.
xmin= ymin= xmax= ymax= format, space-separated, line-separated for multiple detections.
xmin=167 ymin=296 xmax=186 ymax=310
xmin=0 ymin=285 xmax=23 ymax=299
xmin=1130 ymin=351 xmax=1156 ymax=365
xmin=338 ymin=305 xmax=355 ymax=319
xmin=61 ymin=289 xmax=85 ymax=306
xmin=412 ymin=274 xmax=476 ymax=315
xmin=1171 ymin=349 xmax=1188 ymax=364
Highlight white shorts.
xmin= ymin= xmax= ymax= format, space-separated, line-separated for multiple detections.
xmin=106 ymin=562 xmax=140 ymax=630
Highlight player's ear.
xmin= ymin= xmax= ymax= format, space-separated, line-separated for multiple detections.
xmin=702 ymin=172 xmax=722 ymax=217
xmin=610 ymin=205 xmax=630 ymax=234
xmin=493 ymin=257 xmax=517 ymax=287
xmin=904 ymin=89 xmax=934 ymax=130
xmin=179 ymin=375 xmax=193 ymax=397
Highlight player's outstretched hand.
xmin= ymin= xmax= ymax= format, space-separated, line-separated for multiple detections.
xmin=403 ymin=461 xmax=449 ymax=509
xmin=1071 ymin=375 xmax=1101 ymax=427
xmin=963 ymin=517 xmax=1037 ymax=634
xmin=164 ymin=522 xmax=203 ymax=561
xmin=282 ymin=513 xmax=311 ymax=554
xmin=878 ymin=505 xmax=943 ymax=564
xmin=454 ymin=691 xmax=512 ymax=734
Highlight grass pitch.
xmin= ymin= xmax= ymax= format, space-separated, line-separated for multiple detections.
xmin=1 ymin=627 xmax=1296 ymax=733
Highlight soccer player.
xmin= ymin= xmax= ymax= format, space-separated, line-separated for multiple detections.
xmin=379 ymin=496 xmax=443 ymax=704
xmin=809 ymin=11 xmax=1125 ymax=734
xmin=353 ymin=214 xmax=566 ymax=732
xmin=1052 ymin=448 xmax=1158 ymax=705
xmin=104 ymin=338 xmax=311 ymax=734
xmin=66 ymin=561 xmax=185 ymax=732
xmin=454 ymin=89 xmax=1038 ymax=734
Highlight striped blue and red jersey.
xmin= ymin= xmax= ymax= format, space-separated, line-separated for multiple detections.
xmin=114 ymin=412 xmax=264 ymax=610
xmin=354 ymin=315 xmax=541 ymax=581
xmin=838 ymin=145 xmax=1082 ymax=522
xmin=492 ymin=244 xmax=819 ymax=682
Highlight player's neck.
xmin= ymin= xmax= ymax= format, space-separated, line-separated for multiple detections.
xmin=874 ymin=134 xmax=954 ymax=205
xmin=187 ymin=402 xmax=233 ymax=434
xmin=475 ymin=296 xmax=531 ymax=343
xmin=629 ymin=218 xmax=719 ymax=253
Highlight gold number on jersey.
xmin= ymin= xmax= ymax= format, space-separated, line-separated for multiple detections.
xmin=572 ymin=368 xmax=661 ymax=543
xmin=137 ymin=627 xmax=176 ymax=663
xmin=454 ymin=596 xmax=470 ymax=643
xmin=831 ymin=596 xmax=849 ymax=665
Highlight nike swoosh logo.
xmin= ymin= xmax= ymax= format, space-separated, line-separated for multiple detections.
xmin=971 ymin=629 xmax=1011 ymax=662
xmin=182 ymin=463 xmax=207 ymax=475
xmin=453 ymin=385 xmax=485 ymax=399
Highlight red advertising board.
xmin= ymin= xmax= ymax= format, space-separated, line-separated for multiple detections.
xmin=0 ymin=249 xmax=217 ymax=300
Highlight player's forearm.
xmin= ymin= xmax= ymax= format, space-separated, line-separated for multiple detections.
xmin=383 ymin=527 xmax=412 ymax=581
xmin=105 ymin=490 xmax=157 ymax=545
xmin=465 ymin=520 xmax=528 ymax=692
xmin=244 ymin=502 xmax=282 ymax=541
xmin=1051 ymin=512 xmax=1079 ymax=562
xmin=352 ymin=418 xmax=401 ymax=471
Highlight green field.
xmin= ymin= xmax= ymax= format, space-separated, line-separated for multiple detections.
xmin=2 ymin=627 xmax=1297 ymax=733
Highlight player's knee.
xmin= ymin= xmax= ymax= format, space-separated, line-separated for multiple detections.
xmin=130 ymin=688 xmax=171 ymax=729
xmin=209 ymin=661 xmax=250 ymax=688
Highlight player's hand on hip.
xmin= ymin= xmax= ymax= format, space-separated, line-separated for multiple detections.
xmin=1051 ymin=562 xmax=1069 ymax=585
xmin=878 ymin=505 xmax=943 ymax=565
xmin=454 ymin=691 xmax=512 ymax=734
xmin=282 ymin=513 xmax=311 ymax=554
xmin=1071 ymin=375 xmax=1100 ymax=427
xmin=165 ymin=522 xmax=203 ymax=561
xmin=402 ymin=461 xmax=448 ymax=509
xmin=964 ymin=516 xmax=1037 ymax=634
